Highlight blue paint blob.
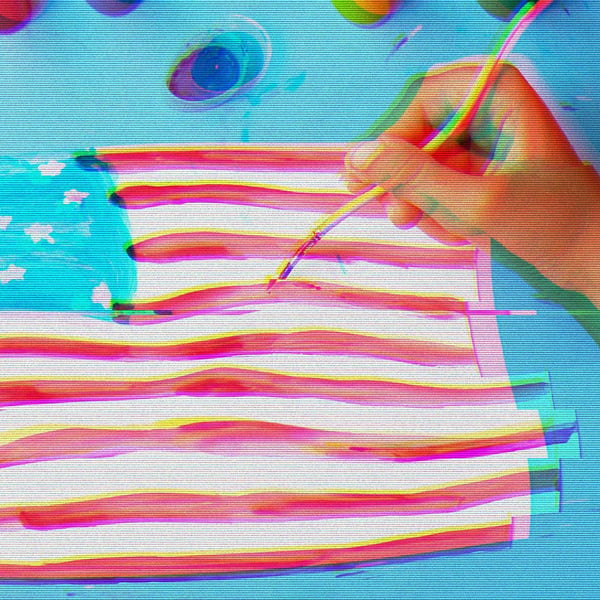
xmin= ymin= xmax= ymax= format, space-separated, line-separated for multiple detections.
xmin=167 ymin=17 xmax=271 ymax=109
xmin=191 ymin=46 xmax=241 ymax=93
xmin=85 ymin=0 xmax=144 ymax=17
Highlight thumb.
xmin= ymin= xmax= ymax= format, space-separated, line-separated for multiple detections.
xmin=347 ymin=137 xmax=499 ymax=237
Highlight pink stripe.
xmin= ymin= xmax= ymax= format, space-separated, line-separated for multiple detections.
xmin=0 ymin=523 xmax=512 ymax=579
xmin=468 ymin=248 xmax=511 ymax=380
xmin=1 ymin=472 xmax=531 ymax=530
xmin=92 ymin=146 xmax=347 ymax=173
xmin=113 ymin=281 xmax=466 ymax=324
xmin=0 ymin=419 xmax=546 ymax=469
xmin=129 ymin=231 xmax=475 ymax=269
xmin=0 ymin=366 xmax=530 ymax=407
xmin=0 ymin=331 xmax=474 ymax=365
xmin=110 ymin=182 xmax=387 ymax=215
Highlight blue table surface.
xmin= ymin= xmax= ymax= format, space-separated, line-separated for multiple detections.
xmin=0 ymin=1 xmax=598 ymax=597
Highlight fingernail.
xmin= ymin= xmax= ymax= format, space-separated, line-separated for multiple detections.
xmin=349 ymin=141 xmax=381 ymax=170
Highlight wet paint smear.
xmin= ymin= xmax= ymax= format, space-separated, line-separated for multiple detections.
xmin=0 ymin=418 xmax=557 ymax=469
xmin=0 ymin=365 xmax=547 ymax=408
xmin=127 ymin=230 xmax=475 ymax=269
xmin=284 ymin=72 xmax=306 ymax=92
xmin=336 ymin=254 xmax=347 ymax=274
xmin=387 ymin=25 xmax=422 ymax=60
xmin=0 ymin=330 xmax=475 ymax=365
xmin=559 ymin=101 xmax=576 ymax=112
xmin=0 ymin=472 xmax=538 ymax=529
xmin=112 ymin=280 xmax=467 ymax=325
xmin=0 ymin=524 xmax=513 ymax=580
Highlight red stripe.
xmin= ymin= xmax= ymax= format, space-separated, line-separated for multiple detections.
xmin=0 ymin=331 xmax=474 ymax=365
xmin=113 ymin=281 xmax=466 ymax=324
xmin=0 ymin=420 xmax=546 ymax=468
xmin=0 ymin=366 xmax=521 ymax=407
xmin=111 ymin=183 xmax=382 ymax=215
xmin=92 ymin=146 xmax=347 ymax=173
xmin=129 ymin=231 xmax=475 ymax=268
xmin=3 ymin=472 xmax=531 ymax=529
xmin=0 ymin=523 xmax=512 ymax=578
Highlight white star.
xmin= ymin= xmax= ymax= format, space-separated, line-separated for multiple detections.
xmin=25 ymin=223 xmax=55 ymax=244
xmin=0 ymin=264 xmax=25 ymax=284
xmin=0 ymin=216 xmax=12 ymax=230
xmin=92 ymin=282 xmax=112 ymax=309
xmin=37 ymin=160 xmax=66 ymax=176
xmin=63 ymin=189 xmax=90 ymax=205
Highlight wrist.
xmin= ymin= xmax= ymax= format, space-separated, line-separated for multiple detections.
xmin=571 ymin=168 xmax=600 ymax=308
xmin=578 ymin=258 xmax=600 ymax=310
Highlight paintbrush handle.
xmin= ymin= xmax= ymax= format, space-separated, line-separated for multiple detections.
xmin=268 ymin=185 xmax=384 ymax=286
xmin=310 ymin=184 xmax=385 ymax=237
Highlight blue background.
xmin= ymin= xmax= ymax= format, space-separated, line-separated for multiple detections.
xmin=0 ymin=0 xmax=598 ymax=597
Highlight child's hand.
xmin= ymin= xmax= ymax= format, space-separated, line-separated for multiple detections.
xmin=344 ymin=61 xmax=600 ymax=307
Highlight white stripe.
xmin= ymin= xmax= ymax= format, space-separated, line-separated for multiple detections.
xmin=116 ymin=169 xmax=348 ymax=189
xmin=133 ymin=260 xmax=478 ymax=300
xmin=0 ymin=307 xmax=472 ymax=344
xmin=124 ymin=204 xmax=449 ymax=248
xmin=0 ymin=398 xmax=544 ymax=437
xmin=0 ymin=452 xmax=543 ymax=504
xmin=0 ymin=356 xmax=483 ymax=382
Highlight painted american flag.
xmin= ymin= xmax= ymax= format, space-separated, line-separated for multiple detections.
xmin=0 ymin=144 xmax=578 ymax=580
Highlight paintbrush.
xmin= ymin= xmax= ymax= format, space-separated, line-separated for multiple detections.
xmin=265 ymin=0 xmax=551 ymax=291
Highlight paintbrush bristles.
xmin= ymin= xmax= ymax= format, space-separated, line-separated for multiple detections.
xmin=266 ymin=184 xmax=384 ymax=290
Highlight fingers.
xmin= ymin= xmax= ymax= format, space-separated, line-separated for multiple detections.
xmin=345 ymin=136 xmax=498 ymax=237
xmin=341 ymin=58 xmax=587 ymax=259
xmin=385 ymin=199 xmax=423 ymax=230
xmin=342 ymin=139 xmax=477 ymax=243
xmin=416 ymin=215 xmax=471 ymax=246
xmin=343 ymin=143 xmax=423 ymax=229
xmin=344 ymin=172 xmax=422 ymax=229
